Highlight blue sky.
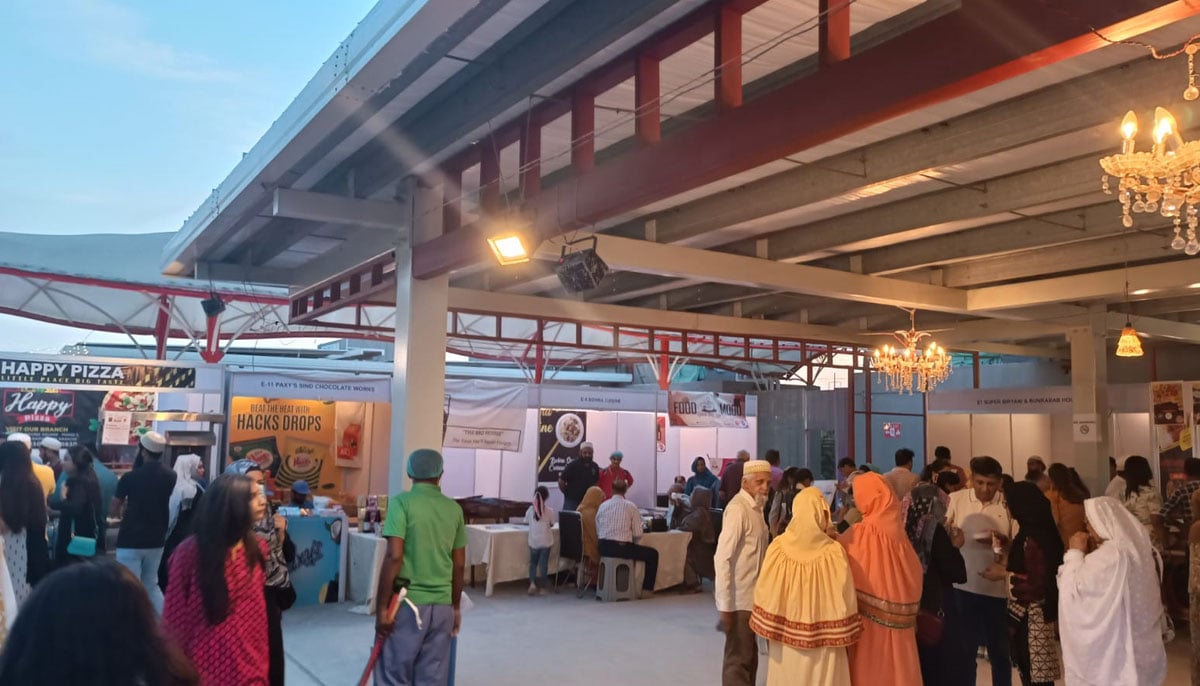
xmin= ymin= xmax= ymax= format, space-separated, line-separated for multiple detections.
xmin=0 ymin=0 xmax=376 ymax=351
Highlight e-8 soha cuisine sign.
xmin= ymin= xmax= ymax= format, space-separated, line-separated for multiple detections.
xmin=668 ymin=391 xmax=748 ymax=429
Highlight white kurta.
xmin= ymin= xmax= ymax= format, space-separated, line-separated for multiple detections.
xmin=714 ymin=489 xmax=767 ymax=612
xmin=1056 ymin=497 xmax=1167 ymax=686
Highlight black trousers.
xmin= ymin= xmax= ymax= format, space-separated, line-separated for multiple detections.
xmin=265 ymin=585 xmax=285 ymax=686
xmin=597 ymin=539 xmax=658 ymax=591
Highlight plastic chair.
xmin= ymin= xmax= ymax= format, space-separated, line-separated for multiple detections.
xmin=595 ymin=557 xmax=641 ymax=602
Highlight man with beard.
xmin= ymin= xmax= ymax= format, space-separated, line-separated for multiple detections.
xmin=715 ymin=460 xmax=771 ymax=685
xmin=559 ymin=442 xmax=600 ymax=511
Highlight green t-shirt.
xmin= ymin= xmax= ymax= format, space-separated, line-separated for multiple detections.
xmin=381 ymin=482 xmax=467 ymax=606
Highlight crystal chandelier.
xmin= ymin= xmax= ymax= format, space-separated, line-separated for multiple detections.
xmin=871 ymin=311 xmax=952 ymax=395
xmin=1099 ymin=105 xmax=1200 ymax=255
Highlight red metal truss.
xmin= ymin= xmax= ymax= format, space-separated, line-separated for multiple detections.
xmin=412 ymin=0 xmax=1200 ymax=279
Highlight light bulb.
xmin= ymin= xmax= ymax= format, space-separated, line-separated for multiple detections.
xmin=1121 ymin=111 xmax=1139 ymax=140
xmin=1154 ymin=107 xmax=1177 ymax=144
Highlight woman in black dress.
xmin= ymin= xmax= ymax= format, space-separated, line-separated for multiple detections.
xmin=54 ymin=446 xmax=105 ymax=566
xmin=904 ymin=482 xmax=973 ymax=685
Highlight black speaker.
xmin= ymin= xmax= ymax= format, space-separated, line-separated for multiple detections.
xmin=555 ymin=240 xmax=608 ymax=293
xmin=200 ymin=294 xmax=226 ymax=317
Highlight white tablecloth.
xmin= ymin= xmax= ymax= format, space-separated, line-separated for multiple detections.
xmin=346 ymin=531 xmax=387 ymax=611
xmin=465 ymin=524 xmax=691 ymax=596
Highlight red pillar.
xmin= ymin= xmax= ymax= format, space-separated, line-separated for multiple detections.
xmin=819 ymin=0 xmax=851 ymax=66
xmin=635 ymin=53 xmax=661 ymax=145
xmin=714 ymin=5 xmax=743 ymax=111
xmin=571 ymin=87 xmax=595 ymax=173
xmin=153 ymin=295 xmax=170 ymax=360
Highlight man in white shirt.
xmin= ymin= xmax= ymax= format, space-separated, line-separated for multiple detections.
xmin=1105 ymin=456 xmax=1127 ymax=499
xmin=884 ymin=447 xmax=920 ymax=500
xmin=945 ymin=456 xmax=1016 ymax=686
xmin=715 ymin=459 xmax=770 ymax=686
xmin=595 ymin=479 xmax=657 ymax=596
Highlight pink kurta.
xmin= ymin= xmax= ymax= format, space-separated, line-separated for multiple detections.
xmin=163 ymin=537 xmax=269 ymax=685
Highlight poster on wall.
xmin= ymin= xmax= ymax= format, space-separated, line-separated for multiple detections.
xmin=1 ymin=388 xmax=104 ymax=448
xmin=537 ymin=409 xmax=587 ymax=482
xmin=668 ymin=391 xmax=748 ymax=428
xmin=334 ymin=402 xmax=366 ymax=469
xmin=228 ymin=397 xmax=341 ymax=495
xmin=443 ymin=380 xmax=527 ymax=452
xmin=656 ymin=415 xmax=667 ymax=453
xmin=1152 ymin=382 xmax=1185 ymax=425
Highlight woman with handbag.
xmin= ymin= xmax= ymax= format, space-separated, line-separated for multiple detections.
xmin=227 ymin=459 xmax=296 ymax=686
xmin=1004 ymin=481 xmax=1064 ymax=686
xmin=902 ymin=482 xmax=972 ymax=685
xmin=54 ymin=446 xmax=105 ymax=566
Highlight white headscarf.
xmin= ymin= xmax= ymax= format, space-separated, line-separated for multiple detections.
xmin=167 ymin=454 xmax=203 ymax=533
xmin=1056 ymin=496 xmax=1167 ymax=686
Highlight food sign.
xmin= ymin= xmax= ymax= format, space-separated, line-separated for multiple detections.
xmin=228 ymin=397 xmax=340 ymax=494
xmin=537 ymin=409 xmax=588 ymax=482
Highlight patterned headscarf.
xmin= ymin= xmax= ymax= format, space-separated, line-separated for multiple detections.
xmin=227 ymin=460 xmax=291 ymax=589
xmin=903 ymin=482 xmax=948 ymax=571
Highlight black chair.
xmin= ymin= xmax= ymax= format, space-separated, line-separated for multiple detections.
xmin=558 ymin=511 xmax=594 ymax=597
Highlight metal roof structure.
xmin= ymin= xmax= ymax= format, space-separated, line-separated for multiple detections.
xmin=159 ymin=0 xmax=1200 ymax=360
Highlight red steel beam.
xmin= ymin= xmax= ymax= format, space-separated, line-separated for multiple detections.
xmin=714 ymin=5 xmax=743 ymax=111
xmin=519 ymin=117 xmax=542 ymax=200
xmin=635 ymin=53 xmax=661 ymax=145
xmin=571 ymin=87 xmax=596 ymax=174
xmin=413 ymin=0 xmax=1200 ymax=279
xmin=819 ymin=0 xmax=851 ymax=66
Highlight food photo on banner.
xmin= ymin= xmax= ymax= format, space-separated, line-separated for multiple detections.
xmin=538 ymin=409 xmax=587 ymax=483
xmin=228 ymin=397 xmax=341 ymax=495
xmin=1151 ymin=381 xmax=1190 ymax=497
xmin=667 ymin=391 xmax=749 ymax=428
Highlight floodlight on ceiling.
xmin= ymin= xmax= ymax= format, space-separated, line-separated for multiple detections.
xmin=486 ymin=224 xmax=534 ymax=266
xmin=200 ymin=293 xmax=226 ymax=318
xmin=555 ymin=236 xmax=609 ymax=293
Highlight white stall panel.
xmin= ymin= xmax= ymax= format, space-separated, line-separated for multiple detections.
xmin=473 ymin=449 xmax=502 ymax=499
xmin=1112 ymin=412 xmax=1153 ymax=467
xmin=616 ymin=411 xmax=657 ymax=508
xmin=1011 ymin=414 xmax=1052 ymax=476
xmin=1050 ymin=414 xmax=1075 ymax=467
xmin=658 ymin=418 xmax=681 ymax=493
xmin=971 ymin=414 xmax=1014 ymax=475
xmin=926 ymin=414 xmax=971 ymax=467
xmin=500 ymin=410 xmax=538 ymax=500
xmin=586 ymin=411 xmax=618 ymax=463
xmin=717 ymin=420 xmax=757 ymax=461
xmin=679 ymin=428 xmax=718 ymax=473
xmin=441 ymin=447 xmax=477 ymax=498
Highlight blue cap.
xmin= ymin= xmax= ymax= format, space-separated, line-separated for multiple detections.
xmin=291 ymin=480 xmax=311 ymax=495
xmin=610 ymin=451 xmax=624 ymax=460
xmin=407 ymin=449 xmax=444 ymax=480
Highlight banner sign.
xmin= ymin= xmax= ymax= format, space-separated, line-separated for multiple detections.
xmin=0 ymin=358 xmax=195 ymax=389
xmin=228 ymin=398 xmax=341 ymax=495
xmin=230 ymin=372 xmax=389 ymax=403
xmin=1153 ymin=381 xmax=1192 ymax=498
xmin=285 ymin=513 xmax=345 ymax=607
xmin=537 ymin=409 xmax=588 ymax=482
xmin=668 ymin=391 xmax=748 ymax=428
xmin=443 ymin=380 xmax=527 ymax=452
xmin=538 ymin=386 xmax=658 ymax=413
xmin=926 ymin=387 xmax=1073 ymax=414
xmin=1 ymin=388 xmax=104 ymax=449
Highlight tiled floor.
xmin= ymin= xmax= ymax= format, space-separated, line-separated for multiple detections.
xmin=282 ymin=583 xmax=1194 ymax=685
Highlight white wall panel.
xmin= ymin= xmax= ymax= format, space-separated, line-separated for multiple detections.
xmin=971 ymin=414 xmax=1014 ymax=475
xmin=717 ymin=421 xmax=757 ymax=461
xmin=927 ymin=413 xmax=971 ymax=466
xmin=499 ymin=409 xmax=538 ymax=501
xmin=679 ymin=428 xmax=718 ymax=473
xmin=441 ymin=447 xmax=476 ymax=498
xmin=1010 ymin=414 xmax=1052 ymax=476
xmin=1050 ymin=414 xmax=1075 ymax=466
xmin=616 ymin=411 xmax=657 ymax=508
xmin=658 ymin=419 xmax=681 ymax=493
xmin=473 ymin=449 xmax=502 ymax=499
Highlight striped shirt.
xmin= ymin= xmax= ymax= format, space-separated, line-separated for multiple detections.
xmin=595 ymin=495 xmax=642 ymax=543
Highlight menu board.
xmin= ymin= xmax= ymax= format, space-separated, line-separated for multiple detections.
xmin=228 ymin=397 xmax=341 ymax=495
xmin=537 ymin=409 xmax=588 ymax=482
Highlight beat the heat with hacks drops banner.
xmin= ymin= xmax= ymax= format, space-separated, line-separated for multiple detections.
xmin=227 ymin=397 xmax=342 ymax=495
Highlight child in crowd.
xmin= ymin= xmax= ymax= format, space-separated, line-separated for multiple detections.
xmin=525 ymin=486 xmax=557 ymax=595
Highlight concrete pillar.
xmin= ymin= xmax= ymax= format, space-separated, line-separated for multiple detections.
xmin=389 ymin=178 xmax=448 ymax=494
xmin=1067 ymin=307 xmax=1110 ymax=496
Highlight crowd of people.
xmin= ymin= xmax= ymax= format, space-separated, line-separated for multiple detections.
xmin=0 ymin=432 xmax=296 ymax=685
xmin=701 ymin=446 xmax=1190 ymax=686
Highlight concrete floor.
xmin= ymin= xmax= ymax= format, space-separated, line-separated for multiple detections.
xmin=282 ymin=583 xmax=1195 ymax=685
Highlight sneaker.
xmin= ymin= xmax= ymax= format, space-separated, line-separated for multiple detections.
xmin=528 ymin=584 xmax=537 ymax=596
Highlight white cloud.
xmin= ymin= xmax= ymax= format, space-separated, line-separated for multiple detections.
xmin=28 ymin=0 xmax=240 ymax=83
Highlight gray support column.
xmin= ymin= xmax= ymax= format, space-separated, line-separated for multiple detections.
xmin=1068 ymin=307 xmax=1110 ymax=496
xmin=390 ymin=178 xmax=448 ymax=494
